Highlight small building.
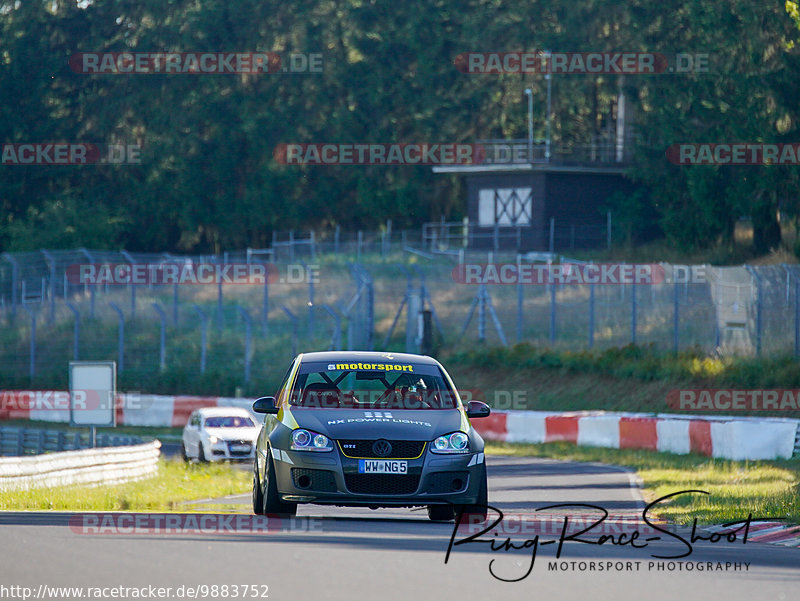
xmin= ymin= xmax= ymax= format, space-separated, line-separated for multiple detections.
xmin=433 ymin=139 xmax=643 ymax=252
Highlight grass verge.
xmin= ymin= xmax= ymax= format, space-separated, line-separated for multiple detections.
xmin=0 ymin=458 xmax=251 ymax=511
xmin=485 ymin=441 xmax=800 ymax=526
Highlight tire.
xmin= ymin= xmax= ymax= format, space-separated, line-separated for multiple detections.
xmin=427 ymin=504 xmax=455 ymax=522
xmin=197 ymin=442 xmax=207 ymax=463
xmin=181 ymin=443 xmax=189 ymax=462
xmin=252 ymin=461 xmax=265 ymax=515
xmin=456 ymin=469 xmax=488 ymax=523
xmin=262 ymin=453 xmax=297 ymax=516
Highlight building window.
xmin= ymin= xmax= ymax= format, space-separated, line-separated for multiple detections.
xmin=478 ymin=188 xmax=532 ymax=227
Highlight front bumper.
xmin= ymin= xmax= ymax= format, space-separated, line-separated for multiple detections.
xmin=207 ymin=440 xmax=256 ymax=461
xmin=268 ymin=444 xmax=486 ymax=506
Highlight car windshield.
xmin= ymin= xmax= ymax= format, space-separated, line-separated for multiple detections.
xmin=290 ymin=361 xmax=458 ymax=410
xmin=204 ymin=416 xmax=255 ymax=428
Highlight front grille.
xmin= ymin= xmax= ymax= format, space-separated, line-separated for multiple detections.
xmin=344 ymin=474 xmax=420 ymax=495
xmin=226 ymin=440 xmax=253 ymax=456
xmin=338 ymin=440 xmax=426 ymax=459
xmin=292 ymin=468 xmax=337 ymax=492
xmin=427 ymin=471 xmax=469 ymax=494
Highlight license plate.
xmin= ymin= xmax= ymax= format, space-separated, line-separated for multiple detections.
xmin=231 ymin=444 xmax=251 ymax=452
xmin=358 ymin=460 xmax=407 ymax=474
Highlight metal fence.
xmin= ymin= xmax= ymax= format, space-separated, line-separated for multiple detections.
xmin=0 ymin=244 xmax=798 ymax=391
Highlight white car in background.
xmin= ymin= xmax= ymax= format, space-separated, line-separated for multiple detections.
xmin=182 ymin=407 xmax=260 ymax=462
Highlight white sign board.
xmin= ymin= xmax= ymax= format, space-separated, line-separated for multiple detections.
xmin=69 ymin=361 xmax=116 ymax=427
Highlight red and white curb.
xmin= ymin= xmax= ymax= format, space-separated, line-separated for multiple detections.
xmin=702 ymin=522 xmax=800 ymax=548
xmin=471 ymin=410 xmax=799 ymax=461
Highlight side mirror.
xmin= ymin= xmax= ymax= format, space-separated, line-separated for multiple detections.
xmin=465 ymin=400 xmax=491 ymax=418
xmin=253 ymin=396 xmax=279 ymax=414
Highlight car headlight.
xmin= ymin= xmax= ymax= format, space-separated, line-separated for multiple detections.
xmin=431 ymin=432 xmax=469 ymax=453
xmin=208 ymin=435 xmax=219 ymax=444
xmin=291 ymin=429 xmax=333 ymax=452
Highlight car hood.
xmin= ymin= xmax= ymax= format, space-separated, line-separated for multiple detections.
xmin=289 ymin=408 xmax=466 ymax=440
xmin=204 ymin=427 xmax=259 ymax=441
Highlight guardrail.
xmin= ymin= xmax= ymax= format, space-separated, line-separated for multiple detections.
xmin=0 ymin=440 xmax=161 ymax=490
xmin=0 ymin=426 xmax=143 ymax=456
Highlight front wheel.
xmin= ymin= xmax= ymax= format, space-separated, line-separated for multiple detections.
xmin=252 ymin=462 xmax=265 ymax=515
xmin=262 ymin=453 xmax=297 ymax=516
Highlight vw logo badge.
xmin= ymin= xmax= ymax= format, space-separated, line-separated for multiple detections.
xmin=372 ymin=439 xmax=392 ymax=457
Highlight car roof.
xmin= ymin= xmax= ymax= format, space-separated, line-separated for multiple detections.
xmin=299 ymin=351 xmax=440 ymax=366
xmin=195 ymin=406 xmax=254 ymax=418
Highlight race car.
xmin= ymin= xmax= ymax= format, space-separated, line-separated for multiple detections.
xmin=251 ymin=351 xmax=490 ymax=521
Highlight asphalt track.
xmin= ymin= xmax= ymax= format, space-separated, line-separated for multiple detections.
xmin=1 ymin=456 xmax=798 ymax=601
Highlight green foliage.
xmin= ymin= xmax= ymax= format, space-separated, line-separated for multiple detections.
xmin=1 ymin=1 xmax=799 ymax=255
xmin=447 ymin=342 xmax=800 ymax=388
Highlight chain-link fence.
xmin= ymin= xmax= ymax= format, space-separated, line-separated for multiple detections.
xmin=0 ymin=243 xmax=797 ymax=393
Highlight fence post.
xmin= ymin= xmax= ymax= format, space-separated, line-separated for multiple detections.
xmin=109 ymin=302 xmax=125 ymax=372
xmin=217 ymin=277 xmax=223 ymax=335
xmin=262 ymin=271 xmax=269 ymax=336
xmin=3 ymin=253 xmax=18 ymax=320
xmin=357 ymin=230 xmax=363 ymax=261
xmin=673 ymin=279 xmax=680 ymax=354
xmin=745 ymin=266 xmax=762 ymax=356
xmin=335 ymin=225 xmax=340 ymax=254
xmin=549 ymin=277 xmax=557 ymax=345
xmin=307 ymin=262 xmax=315 ymax=339
xmin=795 ymin=279 xmax=800 ymax=359
xmin=516 ymin=255 xmax=523 ymax=342
xmin=152 ymin=303 xmax=167 ymax=371
xmin=607 ymin=211 xmax=612 ymax=249
xmin=41 ymin=250 xmax=56 ymax=325
xmin=630 ymin=279 xmax=637 ymax=345
xmin=282 ymin=306 xmax=298 ymax=357
xmin=588 ymin=280 xmax=595 ymax=349
xmin=23 ymin=306 xmax=35 ymax=378
xmin=549 ymin=217 xmax=555 ymax=253
xmin=239 ymin=306 xmax=252 ymax=384
xmin=478 ymin=285 xmax=486 ymax=342
xmin=406 ymin=292 xmax=420 ymax=352
xmin=192 ymin=305 xmax=208 ymax=374
xmin=66 ymin=303 xmax=80 ymax=361
xmin=173 ymin=283 xmax=179 ymax=326
xmin=322 ymin=304 xmax=342 ymax=350
xmin=365 ymin=278 xmax=374 ymax=350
